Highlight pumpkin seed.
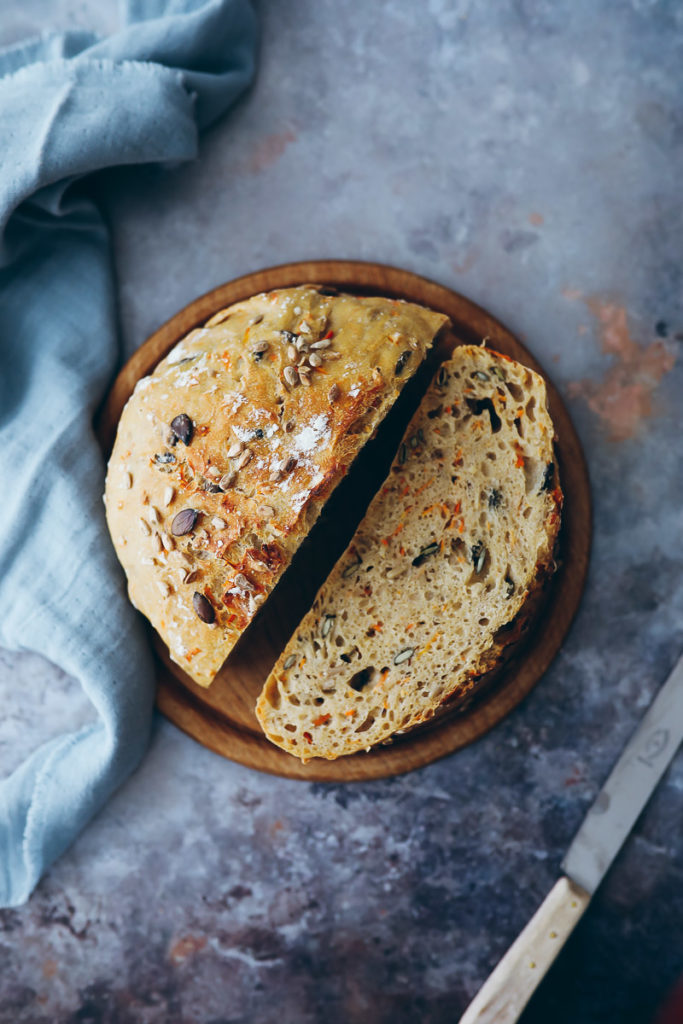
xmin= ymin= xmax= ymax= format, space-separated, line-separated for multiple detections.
xmin=172 ymin=508 xmax=198 ymax=536
xmin=321 ymin=614 xmax=336 ymax=638
xmin=170 ymin=413 xmax=193 ymax=446
xmin=489 ymin=365 xmax=506 ymax=382
xmin=436 ymin=366 xmax=448 ymax=387
xmin=473 ymin=370 xmax=490 ymax=382
xmin=419 ymin=542 xmax=439 ymax=558
xmin=393 ymin=647 xmax=415 ymax=665
xmin=193 ymin=591 xmax=215 ymax=624
xmin=505 ymin=575 xmax=515 ymax=598
xmin=283 ymin=654 xmax=296 ymax=670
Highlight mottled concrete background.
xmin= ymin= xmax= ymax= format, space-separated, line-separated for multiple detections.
xmin=2 ymin=1 xmax=683 ymax=1022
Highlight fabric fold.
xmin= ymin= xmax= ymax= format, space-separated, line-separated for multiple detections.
xmin=0 ymin=0 xmax=257 ymax=907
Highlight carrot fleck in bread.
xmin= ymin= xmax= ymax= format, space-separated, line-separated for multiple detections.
xmin=105 ymin=285 xmax=448 ymax=686
xmin=256 ymin=344 xmax=562 ymax=760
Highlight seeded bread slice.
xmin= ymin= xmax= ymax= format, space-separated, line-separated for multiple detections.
xmin=255 ymin=344 xmax=562 ymax=761
xmin=105 ymin=286 xmax=448 ymax=687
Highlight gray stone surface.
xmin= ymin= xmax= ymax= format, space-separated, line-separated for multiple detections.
xmin=2 ymin=1 xmax=683 ymax=1022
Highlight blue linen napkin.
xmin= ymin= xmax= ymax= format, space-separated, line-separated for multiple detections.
xmin=0 ymin=0 xmax=257 ymax=907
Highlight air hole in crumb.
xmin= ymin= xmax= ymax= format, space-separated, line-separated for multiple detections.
xmin=314 ymin=697 xmax=324 ymax=706
xmin=288 ymin=695 xmax=300 ymax=706
xmin=355 ymin=713 xmax=376 ymax=733
xmin=284 ymin=723 xmax=296 ymax=733
xmin=506 ymin=380 xmax=523 ymax=402
xmin=479 ymin=617 xmax=489 ymax=626
xmin=526 ymin=396 xmax=536 ymax=421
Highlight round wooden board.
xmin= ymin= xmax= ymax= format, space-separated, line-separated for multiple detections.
xmin=99 ymin=260 xmax=591 ymax=782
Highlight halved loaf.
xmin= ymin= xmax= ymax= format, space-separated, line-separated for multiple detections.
xmin=256 ymin=344 xmax=562 ymax=760
xmin=105 ymin=285 xmax=448 ymax=687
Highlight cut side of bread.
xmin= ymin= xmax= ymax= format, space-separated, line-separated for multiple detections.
xmin=105 ymin=286 xmax=448 ymax=687
xmin=256 ymin=344 xmax=562 ymax=761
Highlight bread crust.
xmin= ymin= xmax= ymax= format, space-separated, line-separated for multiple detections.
xmin=256 ymin=344 xmax=562 ymax=760
xmin=105 ymin=285 xmax=448 ymax=686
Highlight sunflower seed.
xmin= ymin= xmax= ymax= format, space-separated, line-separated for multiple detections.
xmin=505 ymin=575 xmax=515 ymax=598
xmin=398 ymin=443 xmax=407 ymax=465
xmin=151 ymin=532 xmax=163 ymax=553
xmin=299 ymin=367 xmax=312 ymax=386
xmin=123 ymin=471 xmax=132 ymax=489
xmin=308 ymin=352 xmax=323 ymax=368
xmin=310 ymin=339 xmax=331 ymax=350
xmin=235 ymin=573 xmax=254 ymax=591
xmin=322 ymin=351 xmax=341 ymax=361
xmin=236 ymin=449 xmax=252 ymax=470
xmin=287 ymin=344 xmax=298 ymax=362
xmin=419 ymin=542 xmax=439 ymax=558
xmin=471 ymin=541 xmax=486 ymax=574
xmin=259 ymin=505 xmax=275 ymax=519
xmin=299 ymin=321 xmax=311 ymax=334
xmin=227 ymin=439 xmax=244 ymax=458
xmin=161 ymin=532 xmax=175 ymax=552
xmin=141 ymin=557 xmax=155 ymax=565
xmin=154 ymin=452 xmax=176 ymax=465
xmin=219 ymin=471 xmax=236 ymax=490
xmin=182 ymin=568 xmax=199 ymax=584
xmin=163 ymin=485 xmax=174 ymax=507
xmin=193 ymin=591 xmax=215 ymax=623
xmin=249 ymin=314 xmax=264 ymax=326
xmin=283 ymin=654 xmax=296 ymax=670
xmin=148 ymin=506 xmax=159 ymax=525
xmin=279 ymin=455 xmax=297 ymax=474
xmin=139 ymin=517 xmax=151 ymax=536
xmin=328 ymin=383 xmax=341 ymax=402
xmin=171 ymin=508 xmax=198 ymax=536
xmin=540 ymin=462 xmax=555 ymax=492
xmin=280 ymin=330 xmax=297 ymax=344
xmin=295 ymin=334 xmax=308 ymax=351
xmin=284 ymin=365 xmax=299 ymax=387
xmin=321 ymin=614 xmax=336 ymax=638
xmin=212 ymin=516 xmax=227 ymax=529
xmin=393 ymin=647 xmax=415 ymax=665
xmin=395 ymin=350 xmax=411 ymax=376
xmin=206 ymin=466 xmax=220 ymax=479
xmin=342 ymin=556 xmax=362 ymax=578
xmin=156 ymin=580 xmax=170 ymax=598
xmin=170 ymin=413 xmax=193 ymax=446
xmin=252 ymin=341 xmax=270 ymax=355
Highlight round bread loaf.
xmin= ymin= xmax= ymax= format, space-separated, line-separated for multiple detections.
xmin=105 ymin=285 xmax=448 ymax=686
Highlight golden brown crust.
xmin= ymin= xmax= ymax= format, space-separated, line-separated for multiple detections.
xmin=105 ymin=285 xmax=448 ymax=686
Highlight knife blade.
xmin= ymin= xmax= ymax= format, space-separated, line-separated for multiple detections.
xmin=460 ymin=651 xmax=683 ymax=1024
xmin=562 ymin=651 xmax=683 ymax=893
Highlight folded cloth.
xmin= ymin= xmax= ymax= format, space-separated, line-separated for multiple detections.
xmin=0 ymin=0 xmax=257 ymax=907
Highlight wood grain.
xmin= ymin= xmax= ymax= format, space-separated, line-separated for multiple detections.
xmin=98 ymin=260 xmax=592 ymax=782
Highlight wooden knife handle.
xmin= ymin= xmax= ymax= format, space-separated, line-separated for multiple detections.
xmin=459 ymin=876 xmax=591 ymax=1024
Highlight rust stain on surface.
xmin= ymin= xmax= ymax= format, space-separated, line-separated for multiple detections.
xmin=247 ymin=130 xmax=297 ymax=173
xmin=567 ymin=296 xmax=676 ymax=441
xmin=169 ymin=933 xmax=207 ymax=964
xmin=528 ymin=212 xmax=544 ymax=226
xmin=42 ymin=959 xmax=57 ymax=979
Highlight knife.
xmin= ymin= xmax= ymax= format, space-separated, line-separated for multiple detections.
xmin=460 ymin=652 xmax=683 ymax=1024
